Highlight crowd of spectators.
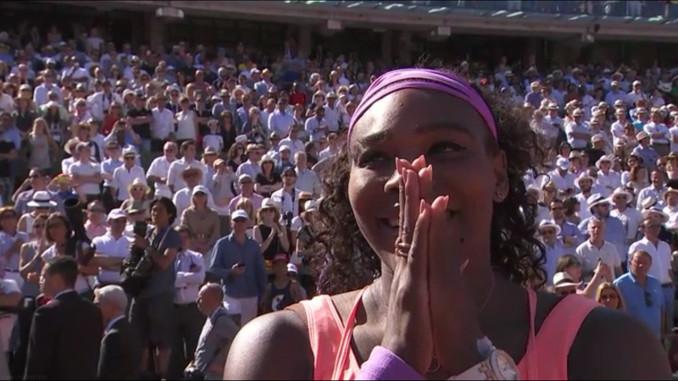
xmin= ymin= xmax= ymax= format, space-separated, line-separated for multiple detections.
xmin=1 ymin=19 xmax=678 ymax=379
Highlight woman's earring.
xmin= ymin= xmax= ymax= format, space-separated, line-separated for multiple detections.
xmin=494 ymin=185 xmax=508 ymax=202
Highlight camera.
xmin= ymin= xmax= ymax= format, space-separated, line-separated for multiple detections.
xmin=283 ymin=211 xmax=293 ymax=228
xmin=133 ymin=221 xmax=148 ymax=237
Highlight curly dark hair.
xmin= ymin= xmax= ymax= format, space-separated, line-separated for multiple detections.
xmin=315 ymin=89 xmax=547 ymax=295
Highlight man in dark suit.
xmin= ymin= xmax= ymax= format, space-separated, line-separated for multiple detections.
xmin=24 ymin=256 xmax=103 ymax=380
xmin=94 ymin=285 xmax=141 ymax=380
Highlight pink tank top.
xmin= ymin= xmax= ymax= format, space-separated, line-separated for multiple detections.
xmin=298 ymin=288 xmax=599 ymax=380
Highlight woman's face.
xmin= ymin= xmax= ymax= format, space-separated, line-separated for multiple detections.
xmin=599 ymin=287 xmax=620 ymax=309
xmin=261 ymin=208 xmax=275 ymax=222
xmin=348 ymin=89 xmax=506 ymax=269
xmin=151 ymin=202 xmax=170 ymax=227
xmin=47 ymin=219 xmax=67 ymax=243
xmin=262 ymin=161 xmax=273 ymax=173
xmin=193 ymin=193 xmax=207 ymax=207
xmin=565 ymin=264 xmax=582 ymax=282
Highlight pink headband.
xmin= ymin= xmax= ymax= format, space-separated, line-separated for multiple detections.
xmin=348 ymin=68 xmax=498 ymax=142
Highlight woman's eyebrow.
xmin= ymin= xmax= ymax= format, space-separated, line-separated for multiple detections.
xmin=357 ymin=122 xmax=474 ymax=147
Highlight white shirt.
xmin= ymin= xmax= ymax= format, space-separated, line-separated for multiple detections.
xmin=644 ymin=122 xmax=670 ymax=145
xmin=547 ymin=169 xmax=576 ymax=193
xmin=279 ymin=138 xmax=305 ymax=160
xmin=610 ymin=120 xmax=627 ymax=146
xmin=112 ymin=165 xmax=146 ymax=201
xmin=0 ymin=94 xmax=14 ymax=113
xmin=576 ymin=193 xmax=592 ymax=221
xmin=92 ymin=231 xmax=131 ymax=284
xmin=596 ymin=170 xmax=621 ymax=197
xmin=304 ymin=116 xmax=327 ymax=141
xmin=664 ymin=205 xmax=678 ymax=230
xmin=268 ymin=110 xmax=295 ymax=137
xmin=33 ymin=83 xmax=61 ymax=107
xmin=151 ymin=107 xmax=175 ymax=140
xmin=235 ymin=160 xmax=262 ymax=182
xmin=575 ymin=240 xmax=621 ymax=276
xmin=565 ymin=121 xmax=591 ymax=150
xmin=175 ymin=110 xmax=197 ymax=140
xmin=147 ymin=155 xmax=175 ymax=196
xmin=69 ymin=160 xmax=101 ymax=195
xmin=167 ymin=158 xmax=208 ymax=192
xmin=611 ymin=207 xmax=643 ymax=242
xmin=669 ymin=126 xmax=678 ymax=153
xmin=87 ymin=91 xmax=122 ymax=122
xmin=295 ymin=167 xmax=322 ymax=197
xmin=271 ymin=187 xmax=302 ymax=218
xmin=0 ymin=278 xmax=19 ymax=354
xmin=174 ymin=249 xmax=206 ymax=304
xmin=626 ymin=91 xmax=646 ymax=107
xmin=628 ymin=237 xmax=673 ymax=284
xmin=203 ymin=134 xmax=224 ymax=153
xmin=318 ymin=146 xmax=339 ymax=162
xmin=41 ymin=246 xmax=94 ymax=293
xmin=323 ymin=104 xmax=343 ymax=132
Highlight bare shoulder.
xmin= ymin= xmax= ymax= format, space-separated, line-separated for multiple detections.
xmin=568 ymin=306 xmax=671 ymax=379
xmin=223 ymin=309 xmax=314 ymax=379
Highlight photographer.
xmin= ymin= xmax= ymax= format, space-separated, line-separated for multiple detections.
xmin=128 ymin=197 xmax=180 ymax=380
xmin=271 ymin=167 xmax=302 ymax=226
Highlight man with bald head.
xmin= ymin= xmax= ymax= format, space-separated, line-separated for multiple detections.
xmin=184 ymin=283 xmax=239 ymax=380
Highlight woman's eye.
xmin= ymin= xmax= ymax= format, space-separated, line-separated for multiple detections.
xmin=428 ymin=141 xmax=465 ymax=155
xmin=358 ymin=151 xmax=390 ymax=168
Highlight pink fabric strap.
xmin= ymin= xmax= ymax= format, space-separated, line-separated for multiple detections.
xmin=332 ymin=288 xmax=367 ymax=380
xmin=298 ymin=295 xmax=345 ymax=380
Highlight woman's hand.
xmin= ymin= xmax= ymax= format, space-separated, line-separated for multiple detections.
xmin=381 ymin=167 xmax=433 ymax=374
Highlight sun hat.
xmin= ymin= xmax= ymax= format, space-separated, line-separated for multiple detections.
xmin=595 ymin=155 xmax=613 ymax=168
xmin=556 ymin=157 xmax=570 ymax=170
xmin=27 ymin=191 xmax=57 ymax=209
xmin=610 ymin=187 xmax=633 ymax=203
xmin=304 ymin=199 xmax=319 ymax=213
xmin=261 ymin=198 xmax=280 ymax=211
xmin=636 ymin=131 xmax=650 ymax=141
xmin=537 ymin=219 xmax=561 ymax=235
xmin=238 ymin=174 xmax=253 ymax=184
xmin=191 ymin=185 xmax=209 ymax=197
xmin=127 ymin=178 xmax=149 ymax=194
xmin=203 ymin=146 xmax=218 ymax=156
xmin=122 ymin=147 xmax=138 ymax=158
xmin=553 ymin=272 xmax=582 ymax=289
xmin=587 ymin=193 xmax=610 ymax=212
xmin=642 ymin=205 xmax=669 ymax=223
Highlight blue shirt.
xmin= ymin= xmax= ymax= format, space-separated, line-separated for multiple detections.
xmin=631 ymin=145 xmax=659 ymax=171
xmin=208 ymin=233 xmax=267 ymax=299
xmin=614 ymin=272 xmax=664 ymax=338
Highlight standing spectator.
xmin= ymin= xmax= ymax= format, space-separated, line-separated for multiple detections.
xmin=267 ymin=98 xmax=294 ymax=138
xmin=94 ymin=285 xmax=141 ymax=380
xmin=254 ymin=154 xmax=282 ymax=198
xmin=91 ymin=209 xmax=130 ymax=287
xmin=12 ymin=168 xmax=54 ymax=216
xmin=184 ymin=283 xmax=239 ymax=380
xmin=175 ymin=97 xmax=198 ymax=147
xmin=24 ymin=256 xmax=103 ymax=379
xmin=280 ymin=125 xmax=305 ymax=159
xmin=100 ymin=141 xmax=123 ymax=210
xmin=32 ymin=69 xmax=60 ymax=107
xmin=565 ymin=108 xmax=591 ymax=151
xmin=173 ymin=169 xmax=216 ymax=221
xmin=208 ymin=209 xmax=266 ymax=325
xmin=323 ymin=92 xmax=342 ymax=133
xmin=111 ymin=148 xmax=146 ymax=205
xmin=632 ymin=131 xmax=660 ymax=171
xmin=579 ymin=194 xmax=627 ymax=266
xmin=0 ymin=207 xmax=28 ymax=288
xmin=69 ymin=142 xmax=103 ymax=204
xmin=126 ymin=93 xmax=153 ymax=165
xmin=253 ymin=198 xmax=289 ymax=262
xmin=575 ymin=217 xmax=623 ymax=280
xmin=272 ymin=167 xmax=302 ymax=222
xmin=644 ymin=108 xmax=670 ymax=157
xmin=610 ymin=187 xmax=643 ymax=249
xmin=235 ymin=144 xmax=263 ymax=182
xmin=167 ymin=140 xmax=207 ymax=193
xmin=305 ymin=105 xmax=327 ymax=143
xmin=26 ymin=118 xmax=57 ymax=174
xmin=169 ymin=225 xmax=206 ymax=380
xmin=0 ymin=113 xmax=17 ymax=205
xmin=595 ymin=282 xmax=625 ymax=311
xmin=146 ymin=141 xmax=177 ymax=198
xmin=537 ymin=220 xmax=566 ymax=286
xmin=179 ymin=185 xmax=220 ymax=255
xmin=636 ymin=170 xmax=666 ymax=210
xmin=129 ymin=197 xmax=181 ymax=380
xmin=549 ymin=198 xmax=582 ymax=248
xmin=628 ymin=217 xmax=674 ymax=328
xmin=151 ymin=94 xmax=175 ymax=154
xmin=615 ymin=250 xmax=665 ymax=338
xmin=294 ymin=152 xmax=321 ymax=198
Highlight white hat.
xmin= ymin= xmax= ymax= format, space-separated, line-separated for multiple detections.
xmin=279 ymin=145 xmax=291 ymax=153
xmin=595 ymin=155 xmax=613 ymax=168
xmin=107 ymin=208 xmax=127 ymax=221
xmin=304 ymin=199 xmax=318 ymax=212
xmin=27 ymin=191 xmax=57 ymax=209
xmin=610 ymin=187 xmax=633 ymax=203
xmin=235 ymin=135 xmax=248 ymax=144
xmin=238 ymin=174 xmax=253 ymax=184
xmin=286 ymin=263 xmax=298 ymax=274
xmin=642 ymin=205 xmax=669 ymax=223
xmin=636 ymin=131 xmax=650 ymax=141
xmin=591 ymin=134 xmax=605 ymax=144
xmin=553 ymin=272 xmax=582 ymax=289
xmin=538 ymin=220 xmax=561 ymax=235
xmin=122 ymin=147 xmax=138 ymax=158
xmin=122 ymin=89 xmax=135 ymax=98
xmin=576 ymin=172 xmax=594 ymax=186
xmin=587 ymin=193 xmax=610 ymax=212
xmin=191 ymin=185 xmax=210 ymax=197
xmin=231 ymin=209 xmax=250 ymax=221
xmin=261 ymin=198 xmax=280 ymax=211
xmin=556 ymin=157 xmax=570 ymax=170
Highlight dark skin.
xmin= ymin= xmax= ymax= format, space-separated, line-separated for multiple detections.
xmin=224 ymin=90 xmax=670 ymax=379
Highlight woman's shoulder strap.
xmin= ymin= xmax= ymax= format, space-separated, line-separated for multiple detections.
xmin=294 ymin=294 xmax=345 ymax=380
xmin=531 ymin=294 xmax=600 ymax=379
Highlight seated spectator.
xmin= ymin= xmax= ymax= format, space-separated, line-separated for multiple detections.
xmin=91 ymin=209 xmax=131 ymax=287
xmin=69 ymin=142 xmax=103 ymax=204
xmin=94 ymin=285 xmax=141 ymax=380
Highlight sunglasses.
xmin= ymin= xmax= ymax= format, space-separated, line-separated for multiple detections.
xmin=600 ymin=293 xmax=618 ymax=301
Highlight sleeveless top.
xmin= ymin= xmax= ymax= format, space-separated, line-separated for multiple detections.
xmin=297 ymin=288 xmax=599 ymax=380
xmin=258 ymin=224 xmax=283 ymax=261
xmin=270 ymin=280 xmax=295 ymax=312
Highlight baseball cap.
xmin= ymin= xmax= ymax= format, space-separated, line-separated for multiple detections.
xmin=231 ymin=209 xmax=250 ymax=221
xmin=286 ymin=263 xmax=298 ymax=274
xmin=191 ymin=185 xmax=209 ymax=197
xmin=107 ymin=208 xmax=127 ymax=221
